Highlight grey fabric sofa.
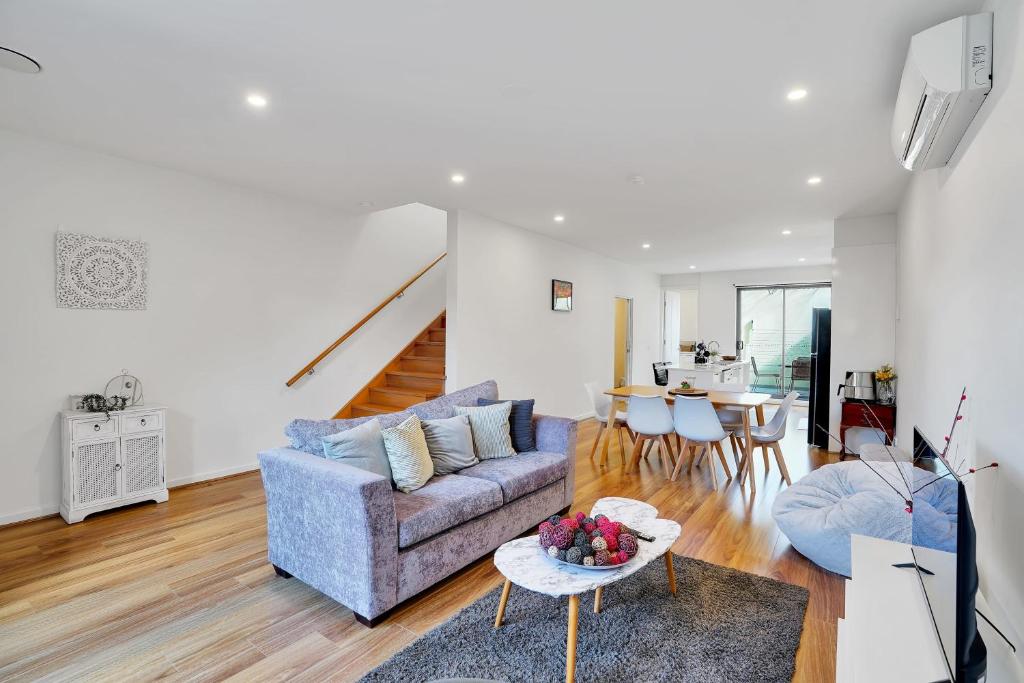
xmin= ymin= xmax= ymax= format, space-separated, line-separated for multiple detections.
xmin=258 ymin=380 xmax=578 ymax=626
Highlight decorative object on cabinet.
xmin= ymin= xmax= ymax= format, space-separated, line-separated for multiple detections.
xmin=874 ymin=364 xmax=897 ymax=405
xmin=694 ymin=341 xmax=710 ymax=364
xmin=551 ymin=279 xmax=573 ymax=311
xmin=77 ymin=393 xmax=127 ymax=418
xmin=105 ymin=369 xmax=144 ymax=407
xmin=60 ymin=404 xmax=167 ymax=523
xmin=55 ymin=231 xmax=148 ymax=310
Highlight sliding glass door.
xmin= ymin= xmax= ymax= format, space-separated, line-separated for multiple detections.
xmin=737 ymin=284 xmax=831 ymax=399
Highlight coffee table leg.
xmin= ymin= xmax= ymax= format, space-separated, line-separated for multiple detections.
xmin=566 ymin=594 xmax=580 ymax=683
xmin=593 ymin=586 xmax=603 ymax=614
xmin=664 ymin=551 xmax=677 ymax=595
xmin=494 ymin=579 xmax=512 ymax=628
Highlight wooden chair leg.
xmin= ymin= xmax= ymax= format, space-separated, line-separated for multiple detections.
xmin=762 ymin=444 xmax=771 ymax=471
xmin=659 ymin=436 xmax=673 ymax=478
xmin=706 ymin=443 xmax=719 ymax=488
xmin=771 ymin=442 xmax=792 ymax=485
xmin=671 ymin=437 xmax=689 ymax=481
xmin=616 ymin=428 xmax=626 ymax=463
xmin=625 ymin=427 xmax=636 ymax=443
xmin=628 ymin=436 xmax=646 ymax=472
xmin=714 ymin=441 xmax=732 ymax=478
xmin=589 ymin=422 xmax=605 ymax=460
xmin=728 ymin=435 xmax=740 ymax=467
xmin=642 ymin=439 xmax=655 ymax=460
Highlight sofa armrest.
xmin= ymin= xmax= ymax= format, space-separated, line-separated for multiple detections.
xmin=532 ymin=415 xmax=578 ymax=507
xmin=257 ymin=447 xmax=398 ymax=619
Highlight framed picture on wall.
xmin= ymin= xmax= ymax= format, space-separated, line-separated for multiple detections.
xmin=552 ymin=279 xmax=573 ymax=311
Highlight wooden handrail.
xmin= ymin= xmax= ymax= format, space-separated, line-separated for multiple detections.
xmin=285 ymin=252 xmax=447 ymax=387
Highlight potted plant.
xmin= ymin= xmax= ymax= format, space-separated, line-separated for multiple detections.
xmin=875 ymin=364 xmax=897 ymax=404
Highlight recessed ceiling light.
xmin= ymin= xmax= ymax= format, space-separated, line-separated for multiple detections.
xmin=781 ymin=229 xmax=792 ymax=235
xmin=688 ymin=265 xmax=696 ymax=270
xmin=786 ymin=88 xmax=808 ymax=101
xmin=553 ymin=214 xmax=565 ymax=223
xmin=450 ymin=173 xmax=465 ymax=185
xmin=798 ymin=257 xmax=807 ymax=262
xmin=245 ymin=92 xmax=268 ymax=109
xmin=806 ymin=176 xmax=822 ymax=185
xmin=641 ymin=243 xmax=651 ymax=249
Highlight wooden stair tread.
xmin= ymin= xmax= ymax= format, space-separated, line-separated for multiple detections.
xmin=353 ymin=403 xmax=399 ymax=414
xmin=415 ymin=341 xmax=445 ymax=347
xmin=386 ymin=370 xmax=445 ymax=379
xmin=401 ymin=355 xmax=445 ymax=362
xmin=373 ymin=386 xmax=439 ymax=398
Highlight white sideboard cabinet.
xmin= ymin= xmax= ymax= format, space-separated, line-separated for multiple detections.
xmin=60 ymin=404 xmax=168 ymax=523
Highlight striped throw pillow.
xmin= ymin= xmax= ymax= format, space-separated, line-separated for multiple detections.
xmin=381 ymin=415 xmax=434 ymax=493
xmin=455 ymin=402 xmax=516 ymax=460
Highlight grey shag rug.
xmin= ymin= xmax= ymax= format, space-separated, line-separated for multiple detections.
xmin=360 ymin=554 xmax=808 ymax=682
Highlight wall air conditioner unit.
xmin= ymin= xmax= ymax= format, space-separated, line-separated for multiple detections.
xmin=892 ymin=13 xmax=992 ymax=171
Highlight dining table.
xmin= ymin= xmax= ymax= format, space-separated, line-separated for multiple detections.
xmin=602 ymin=385 xmax=773 ymax=492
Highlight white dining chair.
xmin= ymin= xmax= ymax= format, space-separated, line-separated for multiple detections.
xmin=733 ymin=391 xmax=799 ymax=485
xmin=584 ymin=381 xmax=633 ymax=467
xmin=695 ymin=376 xmax=747 ymax=467
xmin=625 ymin=394 xmax=676 ymax=477
xmin=671 ymin=396 xmax=733 ymax=488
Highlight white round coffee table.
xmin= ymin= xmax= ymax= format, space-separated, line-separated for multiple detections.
xmin=493 ymin=497 xmax=682 ymax=683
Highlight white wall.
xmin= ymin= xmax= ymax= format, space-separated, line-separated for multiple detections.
xmin=896 ymin=0 xmax=1024 ymax=638
xmin=661 ymin=265 xmax=832 ymax=353
xmin=829 ymin=214 xmax=897 ymax=449
xmin=446 ymin=211 xmax=662 ymax=418
xmin=0 ymin=128 xmax=446 ymax=523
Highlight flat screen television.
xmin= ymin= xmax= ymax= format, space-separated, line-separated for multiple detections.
xmin=911 ymin=426 xmax=987 ymax=682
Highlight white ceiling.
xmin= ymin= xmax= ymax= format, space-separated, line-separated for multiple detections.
xmin=0 ymin=0 xmax=980 ymax=273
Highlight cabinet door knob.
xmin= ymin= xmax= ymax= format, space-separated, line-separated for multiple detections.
xmin=93 ymin=424 xmax=101 ymax=432
xmin=114 ymin=463 xmax=122 ymax=471
xmin=140 ymin=418 xmax=147 ymax=426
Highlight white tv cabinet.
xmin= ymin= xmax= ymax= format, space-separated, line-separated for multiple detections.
xmin=60 ymin=404 xmax=168 ymax=523
xmin=838 ymin=534 xmax=1021 ymax=682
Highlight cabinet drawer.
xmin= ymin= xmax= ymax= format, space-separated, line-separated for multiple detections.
xmin=73 ymin=418 xmax=117 ymax=440
xmin=841 ymin=403 xmax=895 ymax=429
xmin=121 ymin=411 xmax=162 ymax=434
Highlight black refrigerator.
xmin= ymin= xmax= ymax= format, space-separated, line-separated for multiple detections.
xmin=807 ymin=308 xmax=831 ymax=448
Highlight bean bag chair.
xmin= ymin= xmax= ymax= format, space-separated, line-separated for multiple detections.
xmin=772 ymin=460 xmax=957 ymax=577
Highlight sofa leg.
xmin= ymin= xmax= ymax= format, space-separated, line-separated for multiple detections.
xmin=354 ymin=611 xmax=387 ymax=628
xmin=272 ymin=564 xmax=292 ymax=579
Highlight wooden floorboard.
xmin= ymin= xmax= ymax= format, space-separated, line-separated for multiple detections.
xmin=0 ymin=408 xmax=843 ymax=681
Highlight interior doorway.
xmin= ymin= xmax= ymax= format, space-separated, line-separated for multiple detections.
xmin=662 ymin=289 xmax=698 ymax=363
xmin=613 ymin=297 xmax=633 ymax=388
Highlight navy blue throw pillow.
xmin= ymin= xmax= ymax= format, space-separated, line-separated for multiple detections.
xmin=477 ymin=398 xmax=535 ymax=453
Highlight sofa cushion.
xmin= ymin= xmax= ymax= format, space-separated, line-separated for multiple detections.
xmin=321 ymin=418 xmax=393 ymax=484
xmin=456 ymin=451 xmax=567 ymax=503
xmin=477 ymin=397 xmax=536 ymax=452
xmin=284 ymin=380 xmax=499 ymax=454
xmin=455 ymin=402 xmax=516 ymax=460
xmin=381 ymin=415 xmax=434 ymax=494
xmin=421 ymin=415 xmax=478 ymax=474
xmin=393 ymin=474 xmax=503 ymax=548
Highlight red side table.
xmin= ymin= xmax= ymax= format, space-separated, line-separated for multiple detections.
xmin=840 ymin=401 xmax=896 ymax=457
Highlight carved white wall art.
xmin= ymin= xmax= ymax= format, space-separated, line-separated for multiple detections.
xmin=55 ymin=231 xmax=148 ymax=310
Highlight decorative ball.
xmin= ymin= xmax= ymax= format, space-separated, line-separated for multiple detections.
xmin=547 ymin=545 xmax=559 ymax=558
xmin=547 ymin=515 xmax=562 ymax=526
xmin=583 ymin=522 xmax=597 ymax=534
xmin=566 ymin=547 xmax=583 ymax=564
xmin=539 ymin=521 xmax=553 ymax=533
xmin=559 ymin=518 xmax=580 ymax=532
xmin=558 ymin=549 xmax=568 ymax=562
xmin=594 ymin=549 xmax=611 ymax=566
xmin=591 ymin=537 xmax=608 ymax=552
xmin=594 ymin=514 xmax=608 ymax=525
xmin=551 ymin=525 xmax=574 ymax=550
xmin=617 ymin=550 xmax=629 ymax=564
xmin=581 ymin=544 xmax=594 ymax=557
xmin=539 ymin=528 xmax=555 ymax=548
xmin=583 ymin=556 xmax=595 ymax=567
xmin=608 ymin=554 xmax=621 ymax=565
xmin=604 ymin=535 xmax=619 ymax=552
xmin=582 ymin=517 xmax=595 ymax=527
xmin=574 ymin=532 xmax=590 ymax=549
xmin=575 ymin=511 xmax=586 ymax=523
xmin=590 ymin=529 xmax=604 ymax=539
xmin=618 ymin=534 xmax=638 ymax=557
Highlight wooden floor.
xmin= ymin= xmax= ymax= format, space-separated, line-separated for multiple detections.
xmin=0 ymin=409 xmax=843 ymax=682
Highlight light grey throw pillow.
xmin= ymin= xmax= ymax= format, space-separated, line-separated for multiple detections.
xmin=421 ymin=414 xmax=478 ymax=474
xmin=321 ymin=419 xmax=393 ymax=483
xmin=455 ymin=402 xmax=516 ymax=460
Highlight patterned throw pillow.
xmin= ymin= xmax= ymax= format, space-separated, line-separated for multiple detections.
xmin=455 ymin=402 xmax=516 ymax=460
xmin=476 ymin=397 xmax=536 ymax=452
xmin=381 ymin=415 xmax=434 ymax=493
